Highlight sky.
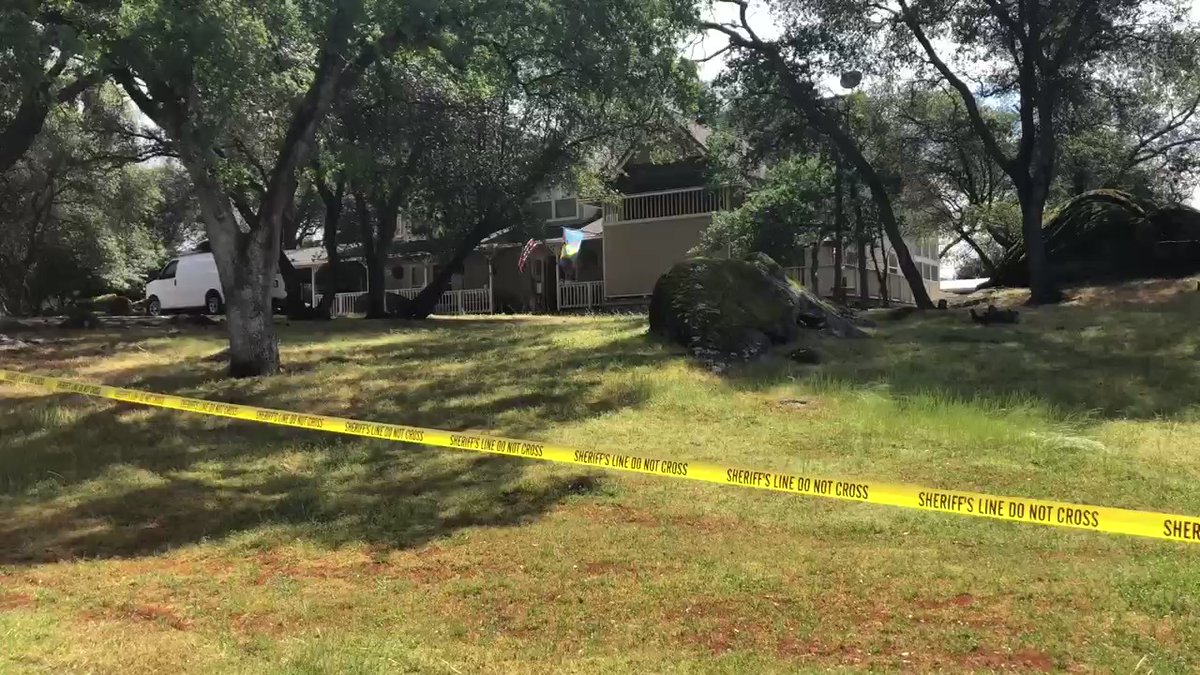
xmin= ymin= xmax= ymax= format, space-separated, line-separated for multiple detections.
xmin=686 ymin=0 xmax=1200 ymax=210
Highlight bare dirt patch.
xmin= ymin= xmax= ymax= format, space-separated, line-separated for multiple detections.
xmin=82 ymin=602 xmax=192 ymax=631
xmin=0 ymin=591 xmax=35 ymax=611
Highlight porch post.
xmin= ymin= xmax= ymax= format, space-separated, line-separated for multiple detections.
xmin=487 ymin=259 xmax=494 ymax=314
xmin=309 ymin=266 xmax=317 ymax=304
xmin=553 ymin=254 xmax=560 ymax=313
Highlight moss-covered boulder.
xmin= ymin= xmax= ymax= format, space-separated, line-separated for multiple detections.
xmin=649 ymin=253 xmax=866 ymax=362
xmin=989 ymin=190 xmax=1200 ymax=287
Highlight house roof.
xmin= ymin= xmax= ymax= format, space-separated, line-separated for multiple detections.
xmin=287 ymin=247 xmax=329 ymax=268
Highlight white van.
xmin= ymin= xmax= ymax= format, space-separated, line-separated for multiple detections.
xmin=146 ymin=253 xmax=285 ymax=316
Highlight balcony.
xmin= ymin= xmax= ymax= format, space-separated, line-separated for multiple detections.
xmin=605 ymin=186 xmax=735 ymax=224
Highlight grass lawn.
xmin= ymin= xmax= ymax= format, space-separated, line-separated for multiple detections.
xmin=3 ymin=281 xmax=1200 ymax=673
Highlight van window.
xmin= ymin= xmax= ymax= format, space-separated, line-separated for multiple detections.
xmin=160 ymin=260 xmax=179 ymax=279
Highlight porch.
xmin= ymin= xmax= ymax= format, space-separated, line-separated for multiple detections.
xmin=314 ymin=287 xmax=494 ymax=317
xmin=557 ymin=280 xmax=605 ymax=310
xmin=290 ymin=248 xmax=495 ymax=317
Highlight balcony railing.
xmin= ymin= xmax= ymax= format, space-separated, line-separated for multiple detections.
xmin=558 ymin=280 xmax=605 ymax=310
xmin=605 ymin=186 xmax=735 ymax=223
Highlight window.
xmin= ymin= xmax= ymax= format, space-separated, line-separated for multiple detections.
xmin=160 ymin=260 xmax=178 ymax=279
xmin=553 ymin=198 xmax=577 ymax=219
xmin=845 ymin=249 xmax=858 ymax=266
xmin=887 ymin=252 xmax=899 ymax=275
xmin=530 ymin=198 xmax=579 ymax=221
xmin=530 ymin=201 xmax=553 ymax=220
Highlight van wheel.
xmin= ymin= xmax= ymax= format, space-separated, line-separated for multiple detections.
xmin=147 ymin=296 xmax=162 ymax=316
xmin=205 ymin=291 xmax=224 ymax=315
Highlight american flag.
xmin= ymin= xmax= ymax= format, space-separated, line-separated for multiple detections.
xmin=517 ymin=238 xmax=540 ymax=272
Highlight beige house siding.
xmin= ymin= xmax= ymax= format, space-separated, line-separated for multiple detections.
xmin=463 ymin=253 xmax=490 ymax=289
xmin=603 ymin=215 xmax=712 ymax=297
xmin=383 ymin=260 xmax=429 ymax=291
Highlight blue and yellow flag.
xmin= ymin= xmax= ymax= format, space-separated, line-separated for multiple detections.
xmin=561 ymin=228 xmax=584 ymax=259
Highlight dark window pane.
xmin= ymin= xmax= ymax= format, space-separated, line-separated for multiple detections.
xmin=531 ymin=201 xmax=552 ymax=220
xmin=553 ymin=198 xmax=577 ymax=219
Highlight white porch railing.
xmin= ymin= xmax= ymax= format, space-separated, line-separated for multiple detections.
xmin=395 ymin=287 xmax=493 ymax=315
xmin=313 ymin=292 xmax=367 ymax=316
xmin=605 ymin=186 xmax=734 ymax=223
xmin=558 ymin=280 xmax=605 ymax=310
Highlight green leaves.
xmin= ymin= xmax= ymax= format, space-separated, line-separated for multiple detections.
xmin=703 ymin=155 xmax=833 ymax=262
xmin=0 ymin=85 xmax=176 ymax=311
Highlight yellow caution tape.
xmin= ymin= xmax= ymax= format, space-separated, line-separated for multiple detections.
xmin=3 ymin=368 xmax=1199 ymax=544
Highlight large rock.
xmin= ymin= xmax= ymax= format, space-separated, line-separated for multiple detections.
xmin=989 ymin=190 xmax=1200 ymax=287
xmin=649 ymin=253 xmax=867 ymax=362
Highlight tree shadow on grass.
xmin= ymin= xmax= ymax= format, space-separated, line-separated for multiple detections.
xmin=0 ymin=318 xmax=659 ymax=565
xmin=0 ymin=395 xmax=604 ymax=564
xmin=732 ymin=297 xmax=1200 ymax=421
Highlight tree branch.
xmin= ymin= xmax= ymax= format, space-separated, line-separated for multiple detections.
xmin=895 ymin=0 xmax=1015 ymax=174
xmin=695 ymin=44 xmax=732 ymax=63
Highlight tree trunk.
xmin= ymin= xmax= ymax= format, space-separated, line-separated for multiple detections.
xmin=316 ymin=177 xmax=344 ymax=316
xmin=871 ymin=227 xmax=890 ymax=307
xmin=223 ymin=233 xmax=281 ymax=377
xmin=278 ymin=249 xmax=308 ymax=317
xmin=854 ymin=163 xmax=932 ymax=308
xmin=832 ymin=158 xmax=846 ymax=303
xmin=808 ymin=244 xmax=820 ymax=295
xmin=1016 ymin=182 xmax=1059 ymax=304
xmin=359 ymin=196 xmax=399 ymax=319
xmin=956 ymin=229 xmax=997 ymax=274
xmin=364 ymin=250 xmax=388 ymax=318
xmin=855 ymin=198 xmax=868 ymax=305
xmin=401 ymin=223 xmax=486 ymax=319
xmin=185 ymin=154 xmax=280 ymax=377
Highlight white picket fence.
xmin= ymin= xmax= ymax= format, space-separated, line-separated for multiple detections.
xmin=316 ymin=288 xmax=492 ymax=317
xmin=558 ymin=280 xmax=605 ymax=310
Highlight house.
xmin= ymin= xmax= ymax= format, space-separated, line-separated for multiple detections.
xmin=782 ymin=238 xmax=943 ymax=306
xmin=288 ymin=125 xmax=940 ymax=315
